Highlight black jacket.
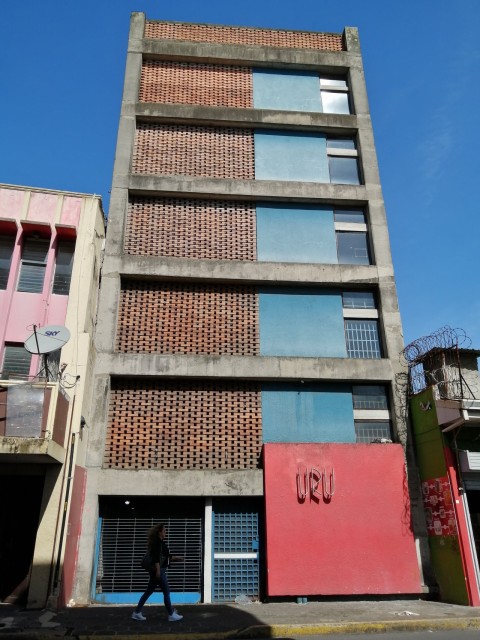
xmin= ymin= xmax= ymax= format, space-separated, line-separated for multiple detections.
xmin=150 ymin=539 xmax=170 ymax=568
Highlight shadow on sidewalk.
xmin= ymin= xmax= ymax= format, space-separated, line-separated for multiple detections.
xmin=0 ymin=603 xmax=297 ymax=639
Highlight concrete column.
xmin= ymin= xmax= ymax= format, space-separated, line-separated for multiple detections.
xmin=27 ymin=466 xmax=63 ymax=608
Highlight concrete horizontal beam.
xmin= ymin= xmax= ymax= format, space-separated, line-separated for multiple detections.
xmin=102 ymin=254 xmax=385 ymax=284
xmin=124 ymin=174 xmax=369 ymax=203
xmin=133 ymin=102 xmax=358 ymax=133
xmin=96 ymin=468 xmax=264 ymax=497
xmin=94 ymin=352 xmax=394 ymax=382
xmin=136 ymin=39 xmax=358 ymax=70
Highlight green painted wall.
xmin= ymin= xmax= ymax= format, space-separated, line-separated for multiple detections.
xmin=410 ymin=388 xmax=447 ymax=479
xmin=410 ymin=388 xmax=469 ymax=605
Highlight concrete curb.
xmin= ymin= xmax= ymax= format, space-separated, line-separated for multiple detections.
xmin=3 ymin=617 xmax=480 ymax=640
xmin=233 ymin=616 xmax=480 ymax=637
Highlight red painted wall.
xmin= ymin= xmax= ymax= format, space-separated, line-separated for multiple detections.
xmin=444 ymin=448 xmax=480 ymax=606
xmin=59 ymin=465 xmax=86 ymax=607
xmin=264 ymin=443 xmax=421 ymax=596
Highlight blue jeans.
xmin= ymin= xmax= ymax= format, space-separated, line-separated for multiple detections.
xmin=135 ymin=569 xmax=173 ymax=615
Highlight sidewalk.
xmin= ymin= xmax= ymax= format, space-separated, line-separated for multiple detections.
xmin=2 ymin=599 xmax=480 ymax=639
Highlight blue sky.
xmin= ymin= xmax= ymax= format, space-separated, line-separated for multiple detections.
xmin=1 ymin=1 xmax=479 ymax=350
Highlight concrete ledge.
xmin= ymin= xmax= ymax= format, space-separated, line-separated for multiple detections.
xmin=135 ymin=102 xmax=358 ymax=133
xmin=234 ymin=617 xmax=480 ymax=637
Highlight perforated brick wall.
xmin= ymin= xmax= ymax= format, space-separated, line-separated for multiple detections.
xmin=133 ymin=123 xmax=255 ymax=179
xmin=145 ymin=21 xmax=344 ymax=52
xmin=116 ymin=280 xmax=259 ymax=355
xmin=105 ymin=379 xmax=262 ymax=470
xmin=139 ymin=60 xmax=253 ymax=108
xmin=125 ymin=196 xmax=256 ymax=260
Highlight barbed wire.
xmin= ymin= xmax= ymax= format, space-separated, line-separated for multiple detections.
xmin=400 ymin=326 xmax=475 ymax=400
xmin=401 ymin=326 xmax=471 ymax=366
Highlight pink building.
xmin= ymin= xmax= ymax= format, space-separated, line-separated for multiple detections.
xmin=0 ymin=184 xmax=105 ymax=608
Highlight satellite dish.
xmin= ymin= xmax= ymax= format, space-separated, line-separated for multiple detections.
xmin=24 ymin=325 xmax=71 ymax=355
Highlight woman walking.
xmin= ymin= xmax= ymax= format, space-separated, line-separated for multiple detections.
xmin=132 ymin=523 xmax=184 ymax=622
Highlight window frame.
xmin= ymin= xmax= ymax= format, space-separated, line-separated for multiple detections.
xmin=2 ymin=343 xmax=32 ymax=378
xmin=52 ymin=239 xmax=75 ymax=295
xmin=327 ymin=138 xmax=361 ymax=185
xmin=0 ymin=235 xmax=16 ymax=289
xmin=16 ymin=236 xmax=50 ymax=294
xmin=319 ymin=76 xmax=351 ymax=115
xmin=342 ymin=291 xmax=383 ymax=359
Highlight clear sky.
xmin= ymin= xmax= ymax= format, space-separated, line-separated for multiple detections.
xmin=1 ymin=0 xmax=479 ymax=351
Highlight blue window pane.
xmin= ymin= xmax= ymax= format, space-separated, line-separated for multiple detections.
xmin=353 ymin=385 xmax=388 ymax=410
xmin=327 ymin=139 xmax=356 ymax=150
xmin=328 ymin=157 xmax=360 ymax=184
xmin=342 ymin=292 xmax=375 ymax=309
xmin=334 ymin=209 xmax=366 ymax=224
xmin=337 ymin=232 xmax=370 ymax=265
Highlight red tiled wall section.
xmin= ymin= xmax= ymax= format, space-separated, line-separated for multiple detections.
xmin=144 ymin=21 xmax=344 ymax=52
xmin=116 ymin=280 xmax=259 ymax=356
xmin=125 ymin=196 xmax=256 ymax=261
xmin=132 ymin=123 xmax=254 ymax=179
xmin=105 ymin=379 xmax=262 ymax=470
xmin=140 ymin=60 xmax=253 ymax=108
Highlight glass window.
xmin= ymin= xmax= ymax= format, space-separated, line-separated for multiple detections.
xmin=353 ymin=385 xmax=388 ymax=410
xmin=345 ymin=319 xmax=382 ymax=358
xmin=17 ymin=237 xmax=50 ymax=293
xmin=2 ymin=344 xmax=32 ymax=377
xmin=53 ymin=240 xmax=75 ymax=295
xmin=328 ymin=156 xmax=360 ymax=184
xmin=320 ymin=78 xmax=350 ymax=115
xmin=320 ymin=78 xmax=348 ymax=88
xmin=337 ymin=232 xmax=370 ymax=265
xmin=354 ymin=421 xmax=392 ymax=443
xmin=334 ymin=209 xmax=366 ymax=224
xmin=327 ymin=139 xmax=356 ymax=150
xmin=342 ymin=291 xmax=375 ymax=309
xmin=0 ymin=236 xmax=15 ymax=289
xmin=321 ymin=91 xmax=350 ymax=115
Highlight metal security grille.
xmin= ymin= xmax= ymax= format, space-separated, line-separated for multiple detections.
xmin=94 ymin=518 xmax=202 ymax=599
xmin=213 ymin=509 xmax=259 ymax=602
xmin=345 ymin=320 xmax=382 ymax=359
xmin=355 ymin=421 xmax=392 ymax=443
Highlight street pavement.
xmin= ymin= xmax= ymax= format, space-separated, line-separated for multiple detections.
xmin=2 ymin=598 xmax=480 ymax=639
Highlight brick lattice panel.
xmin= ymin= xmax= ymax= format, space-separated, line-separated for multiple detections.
xmin=105 ymin=379 xmax=262 ymax=470
xmin=125 ymin=196 xmax=256 ymax=261
xmin=145 ymin=21 xmax=344 ymax=52
xmin=139 ymin=60 xmax=253 ymax=108
xmin=133 ymin=123 xmax=254 ymax=179
xmin=116 ymin=281 xmax=259 ymax=356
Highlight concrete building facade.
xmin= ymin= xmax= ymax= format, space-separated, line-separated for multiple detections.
xmin=0 ymin=184 xmax=105 ymax=607
xmin=74 ymin=14 xmax=426 ymax=605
